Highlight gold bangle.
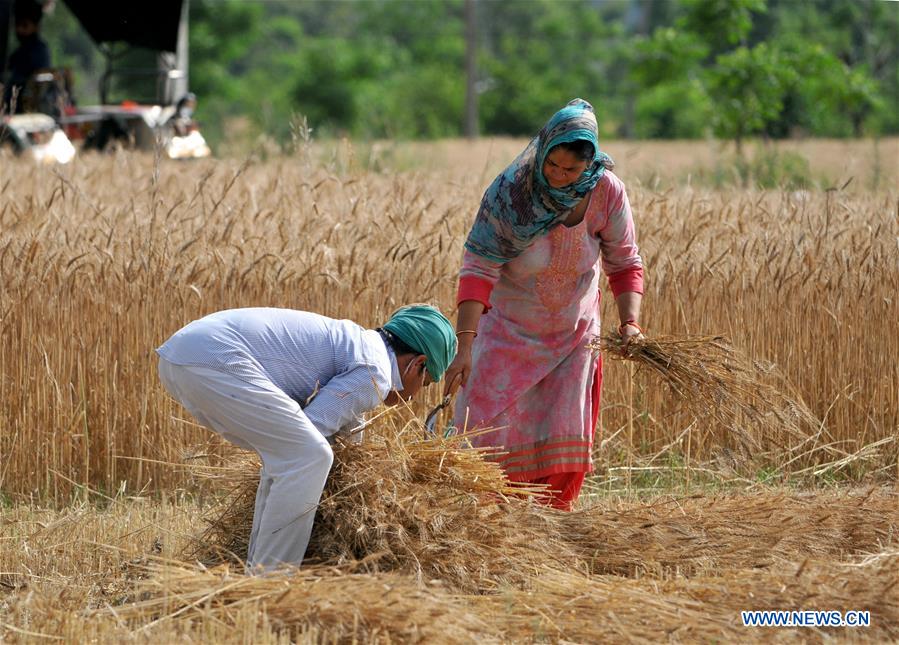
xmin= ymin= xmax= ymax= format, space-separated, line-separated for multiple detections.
xmin=456 ymin=330 xmax=478 ymax=338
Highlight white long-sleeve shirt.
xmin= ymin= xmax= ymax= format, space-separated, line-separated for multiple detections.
xmin=156 ymin=308 xmax=400 ymax=436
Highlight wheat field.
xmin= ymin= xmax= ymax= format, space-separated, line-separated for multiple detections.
xmin=1 ymin=138 xmax=896 ymax=496
xmin=1 ymin=138 xmax=897 ymax=641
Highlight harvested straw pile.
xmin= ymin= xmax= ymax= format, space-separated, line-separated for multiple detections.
xmin=117 ymin=551 xmax=899 ymax=643
xmin=118 ymin=564 xmax=490 ymax=644
xmin=184 ymin=458 xmax=261 ymax=566
xmin=565 ymin=488 xmax=899 ymax=577
xmin=188 ymin=414 xmax=584 ymax=592
xmin=188 ymin=410 xmax=899 ymax=587
xmin=479 ymin=552 xmax=899 ymax=643
xmin=123 ymin=410 xmax=899 ymax=642
xmin=593 ymin=333 xmax=831 ymax=468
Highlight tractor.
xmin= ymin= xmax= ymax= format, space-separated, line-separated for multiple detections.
xmin=1 ymin=0 xmax=209 ymax=163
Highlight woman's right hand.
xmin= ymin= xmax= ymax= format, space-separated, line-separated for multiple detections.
xmin=443 ymin=347 xmax=472 ymax=397
xmin=445 ymin=300 xmax=485 ymax=397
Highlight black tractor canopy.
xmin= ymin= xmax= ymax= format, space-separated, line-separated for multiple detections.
xmin=2 ymin=0 xmax=189 ymax=104
xmin=66 ymin=0 xmax=190 ymax=105
xmin=61 ymin=0 xmax=184 ymax=53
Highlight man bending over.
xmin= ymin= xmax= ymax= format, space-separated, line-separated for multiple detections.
xmin=156 ymin=305 xmax=457 ymax=572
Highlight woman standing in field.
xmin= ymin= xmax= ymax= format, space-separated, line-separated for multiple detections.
xmin=443 ymin=98 xmax=644 ymax=510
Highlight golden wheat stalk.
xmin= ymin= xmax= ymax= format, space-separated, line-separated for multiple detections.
xmin=592 ymin=333 xmax=834 ymax=466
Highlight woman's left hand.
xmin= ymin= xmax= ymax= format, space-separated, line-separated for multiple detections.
xmin=618 ymin=321 xmax=643 ymax=356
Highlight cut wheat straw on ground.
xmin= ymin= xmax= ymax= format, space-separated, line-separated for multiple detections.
xmin=113 ymin=412 xmax=899 ymax=643
xmin=187 ymin=409 xmax=899 ymax=586
xmin=108 ymin=552 xmax=897 ymax=644
xmin=4 ymin=412 xmax=897 ymax=642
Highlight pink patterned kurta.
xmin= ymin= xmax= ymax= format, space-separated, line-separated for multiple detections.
xmin=454 ymin=171 xmax=643 ymax=481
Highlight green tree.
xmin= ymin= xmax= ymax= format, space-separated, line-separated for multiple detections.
xmin=764 ymin=0 xmax=897 ymax=135
xmin=189 ymin=0 xmax=264 ymax=144
xmin=630 ymin=26 xmax=710 ymax=138
xmin=478 ymin=0 xmax=612 ymax=136
xmin=769 ymin=40 xmax=881 ymax=137
xmin=42 ymin=0 xmax=897 ymax=146
xmin=352 ymin=0 xmax=466 ymax=138
xmin=678 ymin=0 xmax=767 ymax=56
xmin=290 ymin=37 xmax=394 ymax=136
xmin=704 ymin=43 xmax=795 ymax=152
xmin=279 ymin=0 xmax=465 ymax=139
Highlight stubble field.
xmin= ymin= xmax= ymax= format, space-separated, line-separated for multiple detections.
xmin=1 ymin=138 xmax=897 ymax=642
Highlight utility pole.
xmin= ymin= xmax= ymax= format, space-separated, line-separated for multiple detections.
xmin=464 ymin=0 xmax=478 ymax=139
xmin=159 ymin=0 xmax=189 ymax=104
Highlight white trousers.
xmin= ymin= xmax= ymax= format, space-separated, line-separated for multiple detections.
xmin=158 ymin=357 xmax=333 ymax=572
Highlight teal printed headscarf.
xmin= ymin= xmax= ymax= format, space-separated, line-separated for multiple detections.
xmin=464 ymin=98 xmax=613 ymax=264
xmin=383 ymin=305 xmax=457 ymax=382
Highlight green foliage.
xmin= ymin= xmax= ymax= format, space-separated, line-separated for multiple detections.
xmin=690 ymin=148 xmax=815 ymax=189
xmin=634 ymin=79 xmax=711 ymax=139
xmin=740 ymin=148 xmax=814 ymax=189
xmin=762 ymin=0 xmax=898 ymax=135
xmin=38 ymin=2 xmax=102 ymax=99
xmin=190 ymin=1 xmax=263 ymax=102
xmin=705 ymin=43 xmax=797 ymax=147
xmin=762 ymin=40 xmax=882 ymax=138
xmin=631 ymin=27 xmax=709 ymax=87
xmin=631 ymin=27 xmax=711 ymax=138
xmin=290 ymin=38 xmax=384 ymax=133
xmin=33 ymin=0 xmax=899 ymax=145
xmin=624 ymin=0 xmax=894 ymax=144
xmin=478 ymin=0 xmax=612 ymax=136
xmin=187 ymin=0 xmax=264 ymax=144
xmin=357 ymin=65 xmax=466 ymax=139
xmin=678 ymin=0 xmax=767 ymax=54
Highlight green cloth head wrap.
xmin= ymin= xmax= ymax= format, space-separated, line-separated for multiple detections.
xmin=383 ymin=305 xmax=457 ymax=382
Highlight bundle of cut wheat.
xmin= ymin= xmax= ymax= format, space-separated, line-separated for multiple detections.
xmin=186 ymin=412 xmax=584 ymax=592
xmin=593 ymin=333 xmax=833 ymax=469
